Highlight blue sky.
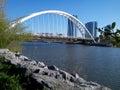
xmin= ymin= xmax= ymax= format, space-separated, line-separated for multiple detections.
xmin=6 ymin=0 xmax=120 ymax=30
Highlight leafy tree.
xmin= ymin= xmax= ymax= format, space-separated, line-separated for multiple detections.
xmin=98 ymin=22 xmax=120 ymax=47
xmin=0 ymin=0 xmax=33 ymax=51
xmin=110 ymin=29 xmax=120 ymax=47
xmin=98 ymin=22 xmax=116 ymax=43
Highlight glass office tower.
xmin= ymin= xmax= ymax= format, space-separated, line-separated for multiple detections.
xmin=85 ymin=21 xmax=98 ymax=38
xmin=67 ymin=15 xmax=77 ymax=37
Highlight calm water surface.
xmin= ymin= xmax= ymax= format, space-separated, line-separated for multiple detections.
xmin=22 ymin=42 xmax=120 ymax=90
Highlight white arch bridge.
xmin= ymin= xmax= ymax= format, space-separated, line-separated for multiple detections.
xmin=11 ymin=10 xmax=96 ymax=43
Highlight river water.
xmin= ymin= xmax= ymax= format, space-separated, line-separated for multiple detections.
xmin=22 ymin=42 xmax=120 ymax=90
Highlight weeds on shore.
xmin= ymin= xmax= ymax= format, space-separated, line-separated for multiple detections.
xmin=0 ymin=57 xmax=46 ymax=90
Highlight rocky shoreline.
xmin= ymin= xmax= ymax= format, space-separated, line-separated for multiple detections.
xmin=0 ymin=49 xmax=111 ymax=90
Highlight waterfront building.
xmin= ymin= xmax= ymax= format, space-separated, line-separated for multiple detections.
xmin=67 ymin=15 xmax=77 ymax=37
xmin=85 ymin=21 xmax=98 ymax=38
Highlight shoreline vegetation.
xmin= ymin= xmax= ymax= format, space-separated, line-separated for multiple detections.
xmin=0 ymin=49 xmax=111 ymax=90
xmin=0 ymin=56 xmax=46 ymax=90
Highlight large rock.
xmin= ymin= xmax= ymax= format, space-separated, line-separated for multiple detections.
xmin=0 ymin=49 xmax=111 ymax=90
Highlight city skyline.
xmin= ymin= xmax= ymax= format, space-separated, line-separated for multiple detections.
xmin=6 ymin=0 xmax=120 ymax=31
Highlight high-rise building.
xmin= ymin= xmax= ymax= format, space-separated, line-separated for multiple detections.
xmin=85 ymin=21 xmax=98 ymax=38
xmin=67 ymin=15 xmax=77 ymax=37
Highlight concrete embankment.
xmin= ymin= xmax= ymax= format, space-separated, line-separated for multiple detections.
xmin=0 ymin=49 xmax=111 ymax=90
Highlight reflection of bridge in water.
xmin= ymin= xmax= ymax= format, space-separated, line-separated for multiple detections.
xmin=11 ymin=10 xmax=96 ymax=44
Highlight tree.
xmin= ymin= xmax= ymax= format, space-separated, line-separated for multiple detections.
xmin=111 ymin=29 xmax=120 ymax=47
xmin=98 ymin=22 xmax=116 ymax=43
xmin=98 ymin=22 xmax=120 ymax=47
xmin=0 ymin=0 xmax=33 ymax=51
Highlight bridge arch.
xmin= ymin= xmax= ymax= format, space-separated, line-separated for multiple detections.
xmin=11 ymin=10 xmax=96 ymax=43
